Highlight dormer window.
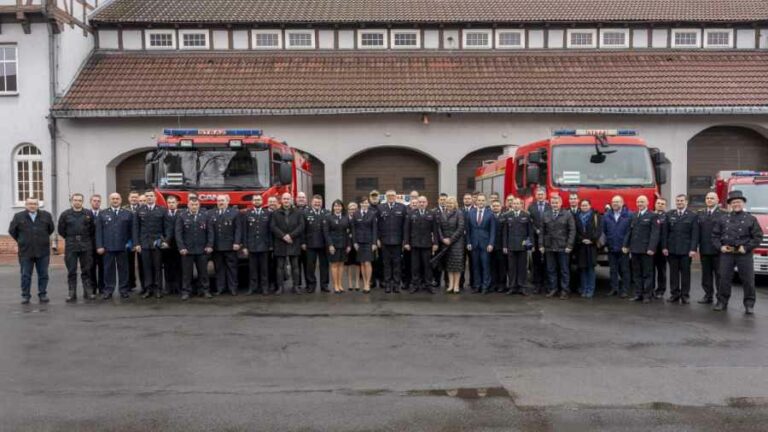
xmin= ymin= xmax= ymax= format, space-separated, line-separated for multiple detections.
xmin=146 ymin=30 xmax=176 ymax=49
xmin=358 ymin=30 xmax=387 ymax=49
xmin=496 ymin=30 xmax=525 ymax=49
xmin=672 ymin=29 xmax=700 ymax=48
xmin=600 ymin=29 xmax=629 ymax=48
xmin=286 ymin=30 xmax=315 ymax=49
xmin=391 ymin=30 xmax=420 ymax=49
xmin=704 ymin=29 xmax=733 ymax=48
xmin=567 ymin=29 xmax=597 ymax=48
xmin=179 ymin=30 xmax=209 ymax=49
xmin=253 ymin=30 xmax=282 ymax=49
xmin=463 ymin=30 xmax=492 ymax=49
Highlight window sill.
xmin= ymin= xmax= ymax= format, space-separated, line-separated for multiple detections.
xmin=0 ymin=92 xmax=19 ymax=97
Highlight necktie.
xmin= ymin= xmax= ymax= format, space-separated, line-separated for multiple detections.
xmin=220 ymin=210 xmax=223 ymax=216
xmin=420 ymin=210 xmax=424 ymax=216
xmin=553 ymin=212 xmax=558 ymax=219
xmin=539 ymin=203 xmax=544 ymax=213
xmin=362 ymin=211 xmax=365 ymax=217
xmin=477 ymin=210 xmax=482 ymax=224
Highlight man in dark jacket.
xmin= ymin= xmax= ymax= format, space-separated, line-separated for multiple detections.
xmin=302 ymin=195 xmax=330 ymax=293
xmin=378 ymin=190 xmax=407 ymax=293
xmin=696 ymin=192 xmax=723 ymax=304
xmin=162 ymin=196 xmax=181 ymax=295
xmin=624 ymin=195 xmax=660 ymax=303
xmin=403 ymin=196 xmax=439 ymax=294
xmin=662 ymin=194 xmax=699 ymax=304
xmin=602 ymin=195 xmax=632 ymax=298
xmin=271 ymin=192 xmax=306 ymax=295
xmin=490 ymin=200 xmax=507 ymax=292
xmin=175 ymin=198 xmax=212 ymax=300
xmin=88 ymin=194 xmax=105 ymax=294
xmin=503 ymin=198 xmax=532 ymax=295
xmin=208 ymin=194 xmax=242 ymax=296
xmin=652 ymin=198 xmax=669 ymax=299
xmin=539 ymin=194 xmax=575 ymax=299
xmin=58 ymin=193 xmax=96 ymax=302
xmin=133 ymin=190 xmax=168 ymax=299
xmin=528 ymin=187 xmax=551 ymax=294
xmin=96 ymin=193 xmax=134 ymax=300
xmin=9 ymin=197 xmax=54 ymax=304
xmin=243 ymin=194 xmax=272 ymax=296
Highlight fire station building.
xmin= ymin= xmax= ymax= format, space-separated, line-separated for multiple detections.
xmin=4 ymin=0 xmax=768 ymax=233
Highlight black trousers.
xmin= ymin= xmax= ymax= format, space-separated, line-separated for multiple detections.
xmin=297 ymin=249 xmax=307 ymax=288
xmin=276 ymin=255 xmax=301 ymax=290
xmin=491 ymin=249 xmax=507 ymax=290
xmin=372 ymin=248 xmax=384 ymax=287
xmin=141 ymin=248 xmax=164 ymax=294
xmin=531 ymin=246 xmax=546 ymax=291
xmin=381 ymin=244 xmax=402 ymax=288
xmin=128 ymin=250 xmax=145 ymax=290
xmin=305 ymin=247 xmax=329 ymax=289
xmin=653 ymin=252 xmax=667 ymax=296
xmin=718 ymin=253 xmax=756 ymax=307
xmin=410 ymin=247 xmax=432 ymax=289
xmin=268 ymin=252 xmax=277 ymax=290
xmin=507 ymin=251 xmax=528 ymax=292
xmin=403 ymin=249 xmax=412 ymax=286
xmin=162 ymin=248 xmax=181 ymax=294
xmin=213 ymin=251 xmax=238 ymax=294
xmin=65 ymin=249 xmax=93 ymax=296
xmin=700 ymin=254 xmax=720 ymax=299
xmin=459 ymin=248 xmax=473 ymax=289
xmin=668 ymin=254 xmax=692 ymax=299
xmin=89 ymin=248 xmax=104 ymax=293
xmin=631 ymin=253 xmax=654 ymax=298
xmin=248 ymin=252 xmax=269 ymax=293
xmin=182 ymin=253 xmax=210 ymax=294
xmin=104 ymin=251 xmax=129 ymax=295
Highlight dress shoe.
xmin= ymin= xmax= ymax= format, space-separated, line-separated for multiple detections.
xmin=606 ymin=290 xmax=618 ymax=297
xmin=409 ymin=287 xmax=420 ymax=294
xmin=66 ymin=296 xmax=76 ymax=303
xmin=156 ymin=291 xmax=163 ymax=299
xmin=120 ymin=293 xmax=130 ymax=299
xmin=745 ymin=306 xmax=754 ymax=315
xmin=306 ymin=287 xmax=316 ymax=294
xmin=203 ymin=291 xmax=213 ymax=299
xmin=86 ymin=294 xmax=96 ymax=300
xmin=667 ymin=296 xmax=681 ymax=303
xmin=545 ymin=290 xmax=557 ymax=298
xmin=392 ymin=286 xmax=401 ymax=294
xmin=681 ymin=297 xmax=690 ymax=305
xmin=653 ymin=293 xmax=664 ymax=300
xmin=426 ymin=287 xmax=436 ymax=294
xmin=229 ymin=290 xmax=237 ymax=296
xmin=141 ymin=292 xmax=152 ymax=299
xmin=39 ymin=295 xmax=50 ymax=303
xmin=246 ymin=289 xmax=255 ymax=296
xmin=559 ymin=292 xmax=569 ymax=300
xmin=482 ymin=289 xmax=492 ymax=295
xmin=384 ymin=286 xmax=392 ymax=294
xmin=697 ymin=297 xmax=713 ymax=304
xmin=619 ymin=293 xmax=629 ymax=299
xmin=712 ymin=302 xmax=727 ymax=312
xmin=629 ymin=296 xmax=643 ymax=302
xmin=642 ymin=298 xmax=651 ymax=304
xmin=102 ymin=293 xmax=113 ymax=300
xmin=274 ymin=287 xmax=283 ymax=296
xmin=292 ymin=287 xmax=303 ymax=295
xmin=261 ymin=289 xmax=270 ymax=296
xmin=321 ymin=286 xmax=330 ymax=293
xmin=21 ymin=297 xmax=30 ymax=305
xmin=181 ymin=293 xmax=190 ymax=301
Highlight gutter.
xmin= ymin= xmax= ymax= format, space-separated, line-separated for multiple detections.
xmin=51 ymin=105 xmax=768 ymax=119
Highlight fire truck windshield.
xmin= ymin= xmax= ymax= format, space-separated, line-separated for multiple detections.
xmin=732 ymin=184 xmax=768 ymax=214
xmin=551 ymin=145 xmax=655 ymax=188
xmin=155 ymin=148 xmax=271 ymax=190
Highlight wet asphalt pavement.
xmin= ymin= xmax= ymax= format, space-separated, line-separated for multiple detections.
xmin=2 ymin=263 xmax=768 ymax=431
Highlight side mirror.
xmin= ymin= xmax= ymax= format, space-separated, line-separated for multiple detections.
xmin=526 ymin=164 xmax=541 ymax=185
xmin=656 ymin=165 xmax=668 ymax=185
xmin=144 ymin=152 xmax=156 ymax=187
xmin=278 ymin=162 xmax=293 ymax=185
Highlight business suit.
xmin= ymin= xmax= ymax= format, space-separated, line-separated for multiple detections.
xmin=271 ymin=206 xmax=306 ymax=294
xmin=466 ymin=207 xmax=497 ymax=293
xmin=377 ymin=201 xmax=407 ymax=293
xmin=96 ymin=207 xmax=134 ymax=297
xmin=162 ymin=209 xmax=181 ymax=294
xmin=303 ymin=208 xmax=330 ymax=292
xmin=697 ymin=207 xmax=723 ymax=302
xmin=503 ymin=210 xmax=532 ymax=294
xmin=528 ymin=200 xmax=551 ymax=293
xmin=664 ymin=208 xmax=699 ymax=302
xmin=403 ymin=208 xmax=438 ymax=292
xmin=208 ymin=207 xmax=243 ymax=295
xmin=624 ymin=210 xmax=660 ymax=300
xmin=540 ymin=210 xmax=576 ymax=297
xmin=243 ymin=207 xmax=272 ymax=295
xmin=175 ymin=209 xmax=212 ymax=297
xmin=133 ymin=204 xmax=168 ymax=297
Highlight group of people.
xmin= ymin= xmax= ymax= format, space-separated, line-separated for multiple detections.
xmin=8 ymin=185 xmax=763 ymax=314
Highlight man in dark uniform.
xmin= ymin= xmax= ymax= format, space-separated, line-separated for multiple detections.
xmin=712 ymin=191 xmax=764 ymax=314
xmin=133 ymin=190 xmax=168 ymax=299
xmin=652 ymin=198 xmax=669 ymax=299
xmin=58 ymin=193 xmax=96 ymax=302
xmin=302 ymin=195 xmax=330 ymax=293
xmin=368 ymin=190 xmax=383 ymax=288
xmin=9 ymin=197 xmax=55 ymax=304
xmin=697 ymin=192 xmax=723 ymax=304
xmin=490 ymin=199 xmax=507 ymax=292
xmin=271 ymin=192 xmax=305 ymax=295
xmin=162 ymin=196 xmax=181 ymax=295
xmin=96 ymin=193 xmax=134 ymax=300
xmin=175 ymin=198 xmax=212 ymax=300
xmin=125 ymin=190 xmax=145 ymax=293
xmin=208 ymin=194 xmax=242 ymax=296
xmin=624 ymin=195 xmax=660 ymax=303
xmin=377 ymin=190 xmax=407 ymax=293
xmin=402 ymin=194 xmax=420 ymax=290
xmin=503 ymin=197 xmax=532 ymax=295
xmin=459 ymin=193 xmax=475 ymax=289
xmin=539 ymin=194 xmax=575 ymax=299
xmin=403 ymin=195 xmax=438 ymax=294
xmin=243 ymin=195 xmax=272 ymax=296
xmin=662 ymin=194 xmax=699 ymax=304
xmin=528 ymin=187 xmax=551 ymax=294
xmin=295 ymin=192 xmax=309 ymax=292
xmin=88 ymin=194 xmax=105 ymax=294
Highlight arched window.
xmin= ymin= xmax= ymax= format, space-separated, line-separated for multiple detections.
xmin=13 ymin=144 xmax=43 ymax=206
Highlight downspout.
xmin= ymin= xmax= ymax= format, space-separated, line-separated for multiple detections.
xmin=45 ymin=3 xmax=59 ymax=253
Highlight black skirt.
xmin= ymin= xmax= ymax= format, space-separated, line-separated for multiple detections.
xmin=329 ymin=247 xmax=347 ymax=263
xmin=355 ymin=243 xmax=373 ymax=263
xmin=345 ymin=246 xmax=358 ymax=266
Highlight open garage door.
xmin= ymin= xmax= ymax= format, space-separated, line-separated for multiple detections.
xmin=457 ymin=146 xmax=506 ymax=198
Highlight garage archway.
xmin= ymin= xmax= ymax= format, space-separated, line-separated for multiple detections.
xmin=113 ymin=149 xmax=153 ymax=201
xmin=456 ymin=146 xmax=506 ymax=198
xmin=342 ymin=147 xmax=439 ymax=204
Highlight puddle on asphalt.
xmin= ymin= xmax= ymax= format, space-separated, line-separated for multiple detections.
xmin=407 ymin=387 xmax=511 ymax=399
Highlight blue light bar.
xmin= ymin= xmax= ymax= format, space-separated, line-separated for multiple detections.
xmin=163 ymin=128 xmax=263 ymax=136
xmin=732 ymin=170 xmax=768 ymax=177
xmin=226 ymin=129 xmax=263 ymax=136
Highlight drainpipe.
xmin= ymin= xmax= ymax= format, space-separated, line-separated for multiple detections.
xmin=46 ymin=4 xmax=59 ymax=254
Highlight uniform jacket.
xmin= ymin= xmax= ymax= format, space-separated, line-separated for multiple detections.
xmin=697 ymin=207 xmax=724 ymax=255
xmin=575 ymin=211 xmax=602 ymax=268
xmin=57 ymin=209 xmax=95 ymax=253
xmin=403 ymin=209 xmax=438 ymax=248
xmin=133 ymin=204 xmax=168 ymax=250
xmin=602 ymin=207 xmax=632 ymax=253
xmin=164 ymin=209 xmax=180 ymax=248
xmin=325 ymin=213 xmax=351 ymax=249
xmin=377 ymin=201 xmax=407 ymax=246
xmin=351 ymin=209 xmax=377 ymax=244
xmin=502 ymin=210 xmax=532 ymax=252
xmin=9 ymin=210 xmax=54 ymax=258
xmin=527 ymin=200 xmax=551 ymax=238
xmin=712 ymin=211 xmax=764 ymax=253
xmin=540 ymin=210 xmax=576 ymax=252
xmin=655 ymin=211 xmax=668 ymax=254
xmin=243 ymin=207 xmax=272 ymax=253
xmin=623 ymin=210 xmax=660 ymax=254
xmin=175 ymin=210 xmax=211 ymax=255
xmin=663 ymin=208 xmax=699 ymax=255
xmin=207 ymin=207 xmax=242 ymax=251
xmin=270 ymin=206 xmax=305 ymax=256
xmin=466 ymin=207 xmax=497 ymax=249
xmin=96 ymin=207 xmax=133 ymax=252
xmin=492 ymin=212 xmax=505 ymax=250
xmin=303 ymin=207 xmax=329 ymax=249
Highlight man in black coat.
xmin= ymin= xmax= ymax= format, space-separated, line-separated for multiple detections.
xmin=696 ymin=192 xmax=723 ymax=304
xmin=9 ymin=197 xmax=54 ymax=304
xmin=208 ymin=194 xmax=242 ymax=296
xmin=96 ymin=193 xmax=134 ymax=300
xmin=652 ymin=198 xmax=669 ymax=299
xmin=58 ymin=193 xmax=96 ymax=302
xmin=403 ymin=196 xmax=439 ymax=294
xmin=88 ymin=194 xmax=105 ymax=295
xmin=662 ymin=194 xmax=699 ymax=304
xmin=162 ymin=196 xmax=181 ymax=295
xmin=503 ymin=198 xmax=532 ymax=295
xmin=377 ymin=190 xmax=407 ymax=293
xmin=528 ymin=187 xmax=551 ymax=294
xmin=175 ymin=198 xmax=212 ymax=300
xmin=539 ymin=194 xmax=575 ymax=299
xmin=133 ymin=190 xmax=168 ymax=299
xmin=243 ymin=194 xmax=272 ymax=296
xmin=302 ymin=195 xmax=330 ymax=293
xmin=623 ymin=195 xmax=660 ymax=303
xmin=459 ymin=193 xmax=475 ymax=290
xmin=271 ymin=192 xmax=306 ymax=295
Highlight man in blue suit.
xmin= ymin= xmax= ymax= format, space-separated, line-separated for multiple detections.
xmin=96 ymin=192 xmax=134 ymax=300
xmin=466 ymin=194 xmax=497 ymax=294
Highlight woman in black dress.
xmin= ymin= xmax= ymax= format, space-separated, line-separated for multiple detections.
xmin=344 ymin=202 xmax=360 ymax=291
xmin=437 ymin=196 xmax=466 ymax=293
xmin=352 ymin=198 xmax=378 ymax=293
xmin=574 ymin=199 xmax=602 ymax=298
xmin=326 ymin=199 xmax=351 ymax=293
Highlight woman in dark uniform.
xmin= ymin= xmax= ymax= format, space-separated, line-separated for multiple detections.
xmin=344 ymin=202 xmax=360 ymax=291
xmin=326 ymin=199 xmax=351 ymax=293
xmin=438 ymin=196 xmax=466 ymax=294
xmin=352 ymin=198 xmax=378 ymax=293
xmin=575 ymin=199 xmax=602 ymax=298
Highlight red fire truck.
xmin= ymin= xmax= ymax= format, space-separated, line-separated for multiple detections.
xmin=714 ymin=171 xmax=768 ymax=276
xmin=474 ymin=129 xmax=669 ymax=212
xmin=144 ymin=128 xmax=312 ymax=208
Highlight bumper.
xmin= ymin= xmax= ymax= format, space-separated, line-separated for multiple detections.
xmin=755 ymin=255 xmax=768 ymax=275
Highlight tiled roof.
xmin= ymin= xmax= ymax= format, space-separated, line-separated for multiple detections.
xmin=53 ymin=51 xmax=768 ymax=117
xmin=89 ymin=0 xmax=768 ymax=24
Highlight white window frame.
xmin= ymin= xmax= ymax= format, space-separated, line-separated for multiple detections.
xmin=390 ymin=29 xmax=420 ymax=49
xmin=463 ymin=29 xmax=493 ymax=49
xmin=145 ymin=29 xmax=177 ymax=50
xmin=358 ymin=29 xmax=388 ymax=49
xmin=285 ymin=30 xmax=316 ymax=49
xmin=179 ymin=30 xmax=209 ymax=50
xmin=495 ymin=29 xmax=525 ymax=49
xmin=600 ymin=28 xmax=629 ymax=48
xmin=0 ymin=45 xmax=18 ymax=95
xmin=703 ymin=28 xmax=733 ymax=49
xmin=671 ymin=28 xmax=701 ymax=48
xmin=13 ymin=144 xmax=44 ymax=207
xmin=567 ymin=29 xmax=598 ymax=48
xmin=252 ymin=30 xmax=283 ymax=49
